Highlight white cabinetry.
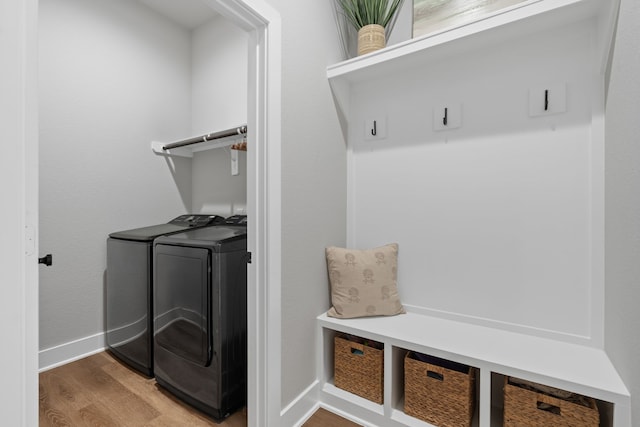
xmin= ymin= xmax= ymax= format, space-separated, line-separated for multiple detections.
xmin=317 ymin=312 xmax=628 ymax=427
xmin=320 ymin=0 xmax=630 ymax=426
xmin=327 ymin=0 xmax=618 ymax=124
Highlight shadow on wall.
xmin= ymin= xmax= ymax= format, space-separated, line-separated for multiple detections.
xmin=191 ymin=148 xmax=248 ymax=216
xmin=163 ymin=155 xmax=193 ymax=211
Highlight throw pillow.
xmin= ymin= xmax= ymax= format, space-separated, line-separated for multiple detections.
xmin=326 ymin=243 xmax=405 ymax=319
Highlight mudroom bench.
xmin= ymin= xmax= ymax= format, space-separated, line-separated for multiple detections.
xmin=316 ymin=311 xmax=631 ymax=427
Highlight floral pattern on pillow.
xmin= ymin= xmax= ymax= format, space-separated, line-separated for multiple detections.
xmin=326 ymin=243 xmax=405 ymax=319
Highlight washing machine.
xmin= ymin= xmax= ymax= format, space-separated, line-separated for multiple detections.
xmin=106 ymin=214 xmax=224 ymax=376
xmin=152 ymin=222 xmax=248 ymax=420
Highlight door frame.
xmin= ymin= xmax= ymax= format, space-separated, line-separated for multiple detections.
xmin=206 ymin=2 xmax=282 ymax=425
xmin=2 ymin=0 xmax=39 ymax=425
xmin=11 ymin=0 xmax=282 ymax=425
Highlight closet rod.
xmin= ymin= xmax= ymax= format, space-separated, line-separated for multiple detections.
xmin=162 ymin=125 xmax=247 ymax=151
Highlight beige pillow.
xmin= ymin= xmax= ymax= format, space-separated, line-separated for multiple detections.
xmin=326 ymin=243 xmax=405 ymax=319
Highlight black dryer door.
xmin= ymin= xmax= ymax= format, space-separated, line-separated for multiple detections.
xmin=154 ymin=244 xmax=212 ymax=366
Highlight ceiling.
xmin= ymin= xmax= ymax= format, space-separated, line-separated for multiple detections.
xmin=137 ymin=0 xmax=218 ymax=29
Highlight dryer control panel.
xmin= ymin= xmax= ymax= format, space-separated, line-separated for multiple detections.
xmin=224 ymin=215 xmax=247 ymax=226
xmin=170 ymin=214 xmax=224 ymax=227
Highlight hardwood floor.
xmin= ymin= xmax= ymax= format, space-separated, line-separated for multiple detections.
xmin=300 ymin=408 xmax=361 ymax=427
xmin=39 ymin=351 xmax=359 ymax=427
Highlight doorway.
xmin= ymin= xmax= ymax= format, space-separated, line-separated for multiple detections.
xmin=9 ymin=0 xmax=281 ymax=425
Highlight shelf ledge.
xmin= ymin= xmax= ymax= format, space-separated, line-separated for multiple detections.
xmin=326 ymin=0 xmax=618 ymax=136
xmin=322 ymin=383 xmax=384 ymax=416
xmin=328 ymin=0 xmax=606 ymax=82
xmin=151 ymin=126 xmax=246 ymax=158
xmin=151 ymin=137 xmax=242 ymax=158
xmin=318 ymin=311 xmax=629 ymax=405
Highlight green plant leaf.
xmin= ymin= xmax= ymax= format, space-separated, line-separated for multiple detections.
xmin=336 ymin=0 xmax=404 ymax=29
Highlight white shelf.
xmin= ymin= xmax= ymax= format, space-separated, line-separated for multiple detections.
xmin=150 ymin=134 xmax=243 ymax=158
xmin=318 ymin=311 xmax=630 ymax=427
xmin=329 ymin=0 xmax=606 ymax=81
xmin=326 ymin=0 xmax=616 ymax=126
xmin=322 ymin=383 xmax=385 ymax=415
xmin=319 ymin=311 xmax=627 ymax=401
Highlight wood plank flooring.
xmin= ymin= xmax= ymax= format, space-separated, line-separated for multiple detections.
xmin=39 ymin=351 xmax=360 ymax=427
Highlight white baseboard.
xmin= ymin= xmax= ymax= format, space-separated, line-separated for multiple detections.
xmin=317 ymin=403 xmax=379 ymax=427
xmin=39 ymin=331 xmax=106 ymax=372
xmin=281 ymin=380 xmax=321 ymax=427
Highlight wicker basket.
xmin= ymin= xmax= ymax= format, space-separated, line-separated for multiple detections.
xmin=504 ymin=377 xmax=599 ymax=427
xmin=357 ymin=24 xmax=385 ymax=56
xmin=333 ymin=335 xmax=383 ymax=404
xmin=404 ymin=352 xmax=476 ymax=427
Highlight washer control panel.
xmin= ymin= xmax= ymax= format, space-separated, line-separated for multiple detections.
xmin=169 ymin=214 xmax=224 ymax=227
xmin=223 ymin=215 xmax=247 ymax=225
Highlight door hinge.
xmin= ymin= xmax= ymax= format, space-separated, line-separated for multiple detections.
xmin=246 ymin=252 xmax=252 ymax=264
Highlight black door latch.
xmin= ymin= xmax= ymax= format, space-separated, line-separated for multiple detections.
xmin=38 ymin=254 xmax=53 ymax=266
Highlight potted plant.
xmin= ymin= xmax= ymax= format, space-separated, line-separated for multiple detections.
xmin=336 ymin=0 xmax=404 ymax=56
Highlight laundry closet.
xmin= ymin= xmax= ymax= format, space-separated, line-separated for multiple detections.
xmin=38 ymin=0 xmax=249 ymax=384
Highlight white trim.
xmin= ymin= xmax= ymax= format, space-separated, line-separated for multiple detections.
xmin=280 ymin=380 xmax=320 ymax=427
xmin=38 ymin=332 xmax=106 ymax=372
xmin=318 ymin=402 xmax=381 ymax=427
xmin=403 ymin=304 xmax=596 ymax=346
xmin=200 ymin=2 xmax=282 ymax=426
xmin=589 ymin=75 xmax=606 ymax=349
xmin=290 ymin=403 xmax=321 ymax=427
xmin=282 ymin=382 xmax=382 ymax=427
xmin=5 ymin=0 xmax=41 ymax=425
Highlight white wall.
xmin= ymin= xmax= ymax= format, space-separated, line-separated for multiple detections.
xmin=191 ymin=15 xmax=248 ymax=136
xmin=605 ymin=0 xmax=640 ymax=423
xmin=191 ymin=14 xmax=248 ymax=215
xmin=38 ymin=0 xmax=193 ymax=351
xmin=347 ymin=18 xmax=601 ymax=343
xmin=260 ymin=0 xmax=347 ymax=410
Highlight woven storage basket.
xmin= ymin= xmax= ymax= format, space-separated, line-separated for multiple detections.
xmin=357 ymin=24 xmax=385 ymax=56
xmin=404 ymin=352 xmax=476 ymax=427
xmin=504 ymin=377 xmax=599 ymax=427
xmin=334 ymin=335 xmax=383 ymax=404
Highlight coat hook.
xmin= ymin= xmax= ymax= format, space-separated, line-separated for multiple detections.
xmin=443 ymin=107 xmax=448 ymax=126
xmin=371 ymin=120 xmax=377 ymax=136
xmin=544 ymin=89 xmax=549 ymax=111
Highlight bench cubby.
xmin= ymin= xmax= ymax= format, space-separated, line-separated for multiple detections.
xmin=317 ymin=311 xmax=626 ymax=427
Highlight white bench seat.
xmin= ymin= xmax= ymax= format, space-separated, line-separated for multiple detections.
xmin=317 ymin=311 xmax=630 ymax=427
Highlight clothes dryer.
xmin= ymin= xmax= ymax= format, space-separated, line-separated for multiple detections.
xmin=153 ymin=225 xmax=248 ymax=420
xmin=106 ymin=214 xmax=223 ymax=376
